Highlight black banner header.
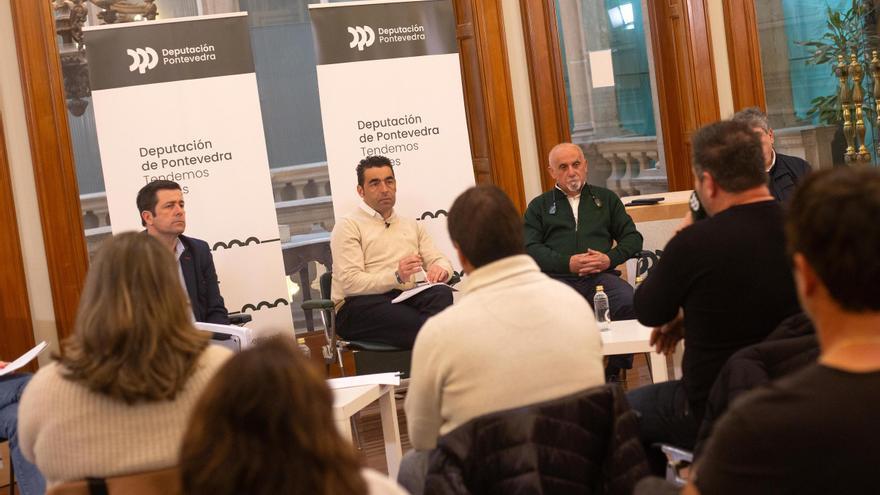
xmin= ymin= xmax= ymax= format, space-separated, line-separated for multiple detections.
xmin=309 ymin=0 xmax=458 ymax=66
xmin=84 ymin=14 xmax=254 ymax=91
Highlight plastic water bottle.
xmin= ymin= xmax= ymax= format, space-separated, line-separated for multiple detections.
xmin=297 ymin=337 xmax=311 ymax=359
xmin=593 ymin=285 xmax=611 ymax=331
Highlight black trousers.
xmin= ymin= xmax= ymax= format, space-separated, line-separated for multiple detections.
xmin=336 ymin=285 xmax=454 ymax=349
xmin=553 ymin=271 xmax=636 ymax=371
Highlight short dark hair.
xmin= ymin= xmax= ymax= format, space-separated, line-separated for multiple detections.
xmin=692 ymin=120 xmax=767 ymax=193
xmin=731 ymin=107 xmax=771 ymax=133
xmin=786 ymin=167 xmax=880 ymax=311
xmin=136 ymin=180 xmax=181 ymax=226
xmin=447 ymin=185 xmax=524 ymax=268
xmin=356 ymin=156 xmax=394 ymax=186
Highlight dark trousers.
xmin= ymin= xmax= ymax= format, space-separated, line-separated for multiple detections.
xmin=626 ymin=380 xmax=700 ymax=476
xmin=0 ymin=374 xmax=46 ymax=495
xmin=553 ymin=271 xmax=636 ymax=371
xmin=337 ymin=285 xmax=454 ymax=349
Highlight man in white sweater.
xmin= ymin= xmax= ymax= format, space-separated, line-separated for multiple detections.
xmin=330 ymin=156 xmax=454 ymax=349
xmin=399 ymin=185 xmax=605 ymax=492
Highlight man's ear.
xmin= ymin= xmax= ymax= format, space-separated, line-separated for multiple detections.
xmin=702 ymin=172 xmax=719 ymax=199
xmin=356 ymin=185 xmax=365 ymax=199
xmin=452 ymin=242 xmax=470 ymax=274
xmin=141 ymin=210 xmax=153 ymax=226
xmin=793 ymin=252 xmax=819 ymax=300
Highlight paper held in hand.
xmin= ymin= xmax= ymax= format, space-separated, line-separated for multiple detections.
xmin=391 ymin=282 xmax=451 ymax=304
xmin=0 ymin=341 xmax=48 ymax=376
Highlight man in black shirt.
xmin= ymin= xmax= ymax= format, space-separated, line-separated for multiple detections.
xmin=628 ymin=120 xmax=801 ymax=473
xmin=688 ymin=167 xmax=880 ymax=495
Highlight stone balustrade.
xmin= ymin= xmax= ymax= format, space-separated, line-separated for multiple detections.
xmin=584 ymin=135 xmax=667 ymax=196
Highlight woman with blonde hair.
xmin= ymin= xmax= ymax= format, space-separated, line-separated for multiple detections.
xmin=179 ymin=335 xmax=407 ymax=495
xmin=18 ymin=232 xmax=231 ymax=487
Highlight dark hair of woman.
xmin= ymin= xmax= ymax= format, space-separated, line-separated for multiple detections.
xmin=179 ymin=335 xmax=368 ymax=495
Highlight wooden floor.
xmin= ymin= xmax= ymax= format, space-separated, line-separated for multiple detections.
xmin=355 ymin=353 xmax=657 ymax=474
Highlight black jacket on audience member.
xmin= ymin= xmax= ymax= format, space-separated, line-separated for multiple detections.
xmin=693 ymin=313 xmax=818 ymax=458
xmin=424 ymin=385 xmax=649 ymax=495
xmin=769 ymin=152 xmax=811 ymax=202
xmin=179 ymin=234 xmax=229 ymax=324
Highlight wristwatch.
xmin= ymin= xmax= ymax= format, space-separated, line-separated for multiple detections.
xmin=394 ymin=270 xmax=404 ymax=284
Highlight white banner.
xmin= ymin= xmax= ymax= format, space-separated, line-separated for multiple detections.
xmin=84 ymin=13 xmax=293 ymax=335
xmin=310 ymin=0 xmax=475 ymax=275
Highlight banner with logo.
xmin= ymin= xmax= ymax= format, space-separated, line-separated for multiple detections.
xmin=309 ymin=0 xmax=475 ymax=276
xmin=84 ymin=13 xmax=293 ymax=335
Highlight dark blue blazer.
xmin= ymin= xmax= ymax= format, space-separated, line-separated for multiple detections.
xmin=179 ymin=234 xmax=229 ymax=324
xmin=770 ymin=152 xmax=811 ymax=202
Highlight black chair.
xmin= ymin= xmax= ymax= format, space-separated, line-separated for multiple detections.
xmin=302 ymin=271 xmax=458 ymax=378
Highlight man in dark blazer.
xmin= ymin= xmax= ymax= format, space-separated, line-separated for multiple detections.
xmin=136 ymin=180 xmax=229 ymax=324
xmin=732 ymin=107 xmax=812 ymax=202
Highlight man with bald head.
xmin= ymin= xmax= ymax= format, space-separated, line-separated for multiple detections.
xmin=524 ymin=143 xmax=643 ymax=381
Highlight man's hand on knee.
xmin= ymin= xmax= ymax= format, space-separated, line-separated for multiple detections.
xmin=578 ymin=249 xmax=610 ymax=276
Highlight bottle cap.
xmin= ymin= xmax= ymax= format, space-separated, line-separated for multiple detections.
xmin=596 ymin=285 xmax=604 ymax=291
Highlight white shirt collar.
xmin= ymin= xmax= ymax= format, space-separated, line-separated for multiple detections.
xmin=555 ymin=183 xmax=581 ymax=199
xmin=174 ymin=237 xmax=185 ymax=261
xmin=767 ymin=149 xmax=777 ymax=172
xmin=359 ymin=201 xmax=396 ymax=222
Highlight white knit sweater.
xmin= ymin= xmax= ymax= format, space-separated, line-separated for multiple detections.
xmin=18 ymin=345 xmax=231 ymax=487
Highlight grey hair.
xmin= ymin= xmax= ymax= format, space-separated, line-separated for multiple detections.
xmin=731 ymin=107 xmax=770 ymax=132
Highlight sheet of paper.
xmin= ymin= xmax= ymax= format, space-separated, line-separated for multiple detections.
xmin=391 ymin=282 xmax=451 ymax=303
xmin=0 ymin=341 xmax=48 ymax=376
xmin=327 ymin=372 xmax=401 ymax=390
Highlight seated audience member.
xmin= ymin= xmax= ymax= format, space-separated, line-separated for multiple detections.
xmin=731 ymin=107 xmax=811 ymax=202
xmin=330 ymin=155 xmax=454 ymax=349
xmin=401 ymin=185 xmax=605 ymax=492
xmin=0 ymin=370 xmax=45 ymax=495
xmin=629 ymin=120 xmax=801 ymax=473
xmin=524 ymin=143 xmax=643 ymax=381
xmin=179 ymin=335 xmax=407 ymax=495
xmin=18 ymin=232 xmax=231 ymax=488
xmin=685 ymin=167 xmax=880 ymax=494
xmin=137 ymin=180 xmax=229 ymax=324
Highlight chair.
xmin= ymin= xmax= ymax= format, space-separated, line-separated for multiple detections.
xmin=46 ymin=467 xmax=180 ymax=495
xmin=194 ymin=322 xmax=255 ymax=353
xmin=0 ymin=439 xmax=14 ymax=495
xmin=302 ymin=271 xmax=459 ymax=377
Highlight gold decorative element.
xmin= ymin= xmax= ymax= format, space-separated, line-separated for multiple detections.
xmin=837 ymin=54 xmax=856 ymax=162
xmin=871 ymin=51 xmax=880 ymax=155
xmin=849 ymin=52 xmax=871 ymax=163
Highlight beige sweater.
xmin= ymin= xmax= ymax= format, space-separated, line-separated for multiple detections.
xmin=330 ymin=203 xmax=453 ymax=305
xmin=405 ymin=255 xmax=605 ymax=450
xmin=18 ymin=345 xmax=231 ymax=487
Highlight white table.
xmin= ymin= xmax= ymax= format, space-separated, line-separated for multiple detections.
xmin=601 ymin=319 xmax=683 ymax=383
xmin=332 ymin=383 xmax=403 ymax=478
